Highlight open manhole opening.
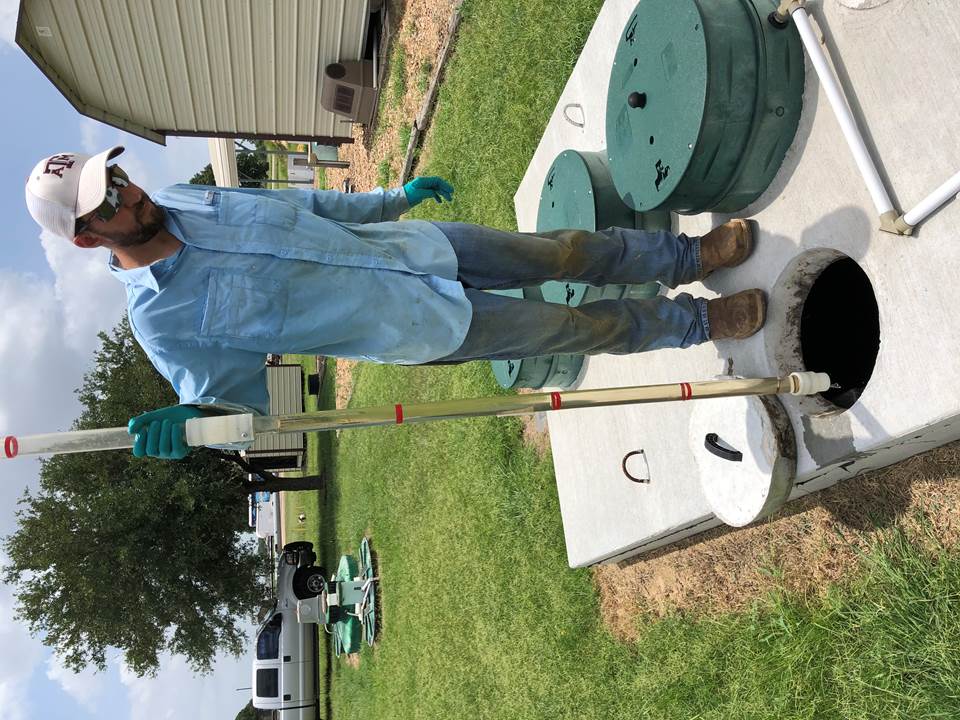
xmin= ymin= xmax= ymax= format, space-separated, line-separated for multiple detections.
xmin=800 ymin=257 xmax=880 ymax=409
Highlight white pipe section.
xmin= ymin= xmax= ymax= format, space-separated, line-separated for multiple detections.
xmin=790 ymin=7 xmax=896 ymax=218
xmin=903 ymin=169 xmax=960 ymax=228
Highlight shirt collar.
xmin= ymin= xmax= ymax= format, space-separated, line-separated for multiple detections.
xmin=107 ymin=243 xmax=185 ymax=292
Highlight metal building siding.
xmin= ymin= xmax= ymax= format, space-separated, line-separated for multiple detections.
xmin=16 ymin=0 xmax=370 ymax=144
xmin=253 ymin=365 xmax=305 ymax=455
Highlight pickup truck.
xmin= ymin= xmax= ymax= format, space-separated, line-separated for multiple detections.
xmin=252 ymin=542 xmax=326 ymax=720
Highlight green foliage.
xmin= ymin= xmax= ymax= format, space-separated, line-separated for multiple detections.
xmin=190 ymin=142 xmax=269 ymax=187
xmin=416 ymin=60 xmax=434 ymax=94
xmin=189 ymin=164 xmax=216 ymax=185
xmin=398 ymin=123 xmax=412 ymax=156
xmin=377 ymin=157 xmax=394 ymax=188
xmin=389 ymin=44 xmax=407 ymax=107
xmin=2 ymin=317 xmax=268 ymax=676
xmin=234 ymin=700 xmax=257 ymax=720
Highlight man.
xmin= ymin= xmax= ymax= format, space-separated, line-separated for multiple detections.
xmin=25 ymin=146 xmax=765 ymax=459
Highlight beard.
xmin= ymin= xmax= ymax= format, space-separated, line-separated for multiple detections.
xmin=106 ymin=200 xmax=167 ymax=248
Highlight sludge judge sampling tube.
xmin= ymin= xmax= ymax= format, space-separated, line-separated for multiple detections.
xmin=2 ymin=372 xmax=831 ymax=460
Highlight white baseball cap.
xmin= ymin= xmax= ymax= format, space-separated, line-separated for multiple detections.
xmin=24 ymin=145 xmax=125 ymax=239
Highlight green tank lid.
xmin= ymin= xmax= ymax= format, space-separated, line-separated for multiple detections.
xmin=487 ymin=288 xmax=555 ymax=389
xmin=537 ymin=149 xmax=642 ymax=309
xmin=537 ymin=149 xmax=637 ymax=233
xmin=541 ymin=281 xmax=589 ymax=307
xmin=544 ymin=353 xmax=585 ymax=389
xmin=334 ymin=554 xmax=363 ymax=654
xmin=606 ymin=0 xmax=803 ymax=213
xmin=491 ymin=356 xmax=555 ymax=389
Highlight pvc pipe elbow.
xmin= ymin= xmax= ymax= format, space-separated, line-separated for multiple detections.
xmin=770 ymin=0 xmax=806 ymax=26
xmin=879 ymin=210 xmax=914 ymax=236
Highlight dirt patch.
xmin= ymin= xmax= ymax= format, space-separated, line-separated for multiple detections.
xmin=521 ymin=412 xmax=552 ymax=458
xmin=326 ymin=0 xmax=461 ymax=194
xmin=594 ymin=441 xmax=960 ymax=641
xmin=335 ymin=359 xmax=359 ymax=410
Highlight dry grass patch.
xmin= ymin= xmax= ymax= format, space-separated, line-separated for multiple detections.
xmin=595 ymin=440 xmax=960 ymax=640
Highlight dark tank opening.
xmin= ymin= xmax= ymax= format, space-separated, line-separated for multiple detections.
xmin=800 ymin=257 xmax=880 ymax=409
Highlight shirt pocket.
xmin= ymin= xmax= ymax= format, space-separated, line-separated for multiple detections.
xmin=199 ymin=270 xmax=288 ymax=343
xmin=218 ymin=192 xmax=297 ymax=230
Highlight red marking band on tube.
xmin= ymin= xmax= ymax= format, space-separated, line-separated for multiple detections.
xmin=680 ymin=382 xmax=693 ymax=400
xmin=4 ymin=436 xmax=18 ymax=459
xmin=394 ymin=404 xmax=404 ymax=424
xmin=551 ymin=392 xmax=562 ymax=411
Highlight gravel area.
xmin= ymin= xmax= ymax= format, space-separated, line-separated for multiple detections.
xmin=325 ymin=0 xmax=460 ymax=195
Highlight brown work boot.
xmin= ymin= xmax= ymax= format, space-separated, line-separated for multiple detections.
xmin=699 ymin=219 xmax=754 ymax=278
xmin=707 ymin=289 xmax=767 ymax=340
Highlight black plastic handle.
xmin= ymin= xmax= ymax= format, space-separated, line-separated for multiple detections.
xmin=621 ymin=449 xmax=650 ymax=484
xmin=704 ymin=433 xmax=742 ymax=463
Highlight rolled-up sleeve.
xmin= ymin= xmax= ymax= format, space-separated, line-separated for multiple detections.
xmin=305 ymin=186 xmax=410 ymax=222
xmin=147 ymin=342 xmax=270 ymax=417
xmin=219 ymin=185 xmax=410 ymax=223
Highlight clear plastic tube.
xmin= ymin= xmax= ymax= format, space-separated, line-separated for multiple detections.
xmin=3 ymin=372 xmax=830 ymax=460
xmin=3 ymin=428 xmax=133 ymax=459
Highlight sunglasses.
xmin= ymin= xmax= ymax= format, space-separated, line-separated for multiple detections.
xmin=74 ymin=165 xmax=130 ymax=236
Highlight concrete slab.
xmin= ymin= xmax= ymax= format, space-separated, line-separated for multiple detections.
xmin=514 ymin=0 xmax=960 ymax=567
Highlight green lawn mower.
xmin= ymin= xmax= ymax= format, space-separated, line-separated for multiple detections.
xmin=296 ymin=537 xmax=378 ymax=656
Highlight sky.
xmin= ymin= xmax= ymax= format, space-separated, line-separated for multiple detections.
xmin=0 ymin=4 xmax=256 ymax=719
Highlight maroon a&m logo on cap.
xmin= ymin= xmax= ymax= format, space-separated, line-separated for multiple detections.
xmin=43 ymin=154 xmax=76 ymax=179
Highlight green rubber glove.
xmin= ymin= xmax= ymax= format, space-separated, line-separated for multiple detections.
xmin=403 ymin=176 xmax=454 ymax=207
xmin=128 ymin=405 xmax=205 ymax=460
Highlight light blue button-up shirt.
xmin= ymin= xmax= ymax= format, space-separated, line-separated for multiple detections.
xmin=108 ymin=184 xmax=472 ymax=414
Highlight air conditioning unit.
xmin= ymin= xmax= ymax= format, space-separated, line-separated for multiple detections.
xmin=321 ymin=60 xmax=377 ymax=124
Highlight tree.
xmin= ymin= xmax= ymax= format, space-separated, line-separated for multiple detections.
xmin=234 ymin=700 xmax=257 ymax=720
xmin=190 ymin=140 xmax=269 ymax=187
xmin=2 ymin=317 xmax=273 ymax=676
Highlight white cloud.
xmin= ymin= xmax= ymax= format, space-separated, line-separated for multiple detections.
xmin=0 ymin=0 xmax=18 ymax=50
xmin=79 ymin=119 xmax=103 ymax=155
xmin=0 ymin=254 xmax=122 ymax=541
xmin=0 ymin=565 xmax=42 ymax=720
xmin=38 ymin=231 xmax=126 ymax=352
xmin=118 ymin=150 xmax=157 ymax=196
xmin=120 ymin=645 xmax=255 ymax=720
xmin=0 ymin=268 xmax=61 ymax=360
xmin=46 ymin=655 xmax=106 ymax=713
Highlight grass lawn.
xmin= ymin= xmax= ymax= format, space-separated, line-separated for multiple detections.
xmin=292 ymin=1 xmax=960 ymax=717
xmin=280 ymin=355 xmax=334 ymax=547
xmin=325 ymin=364 xmax=960 ymax=719
xmin=265 ymin=140 xmax=290 ymax=190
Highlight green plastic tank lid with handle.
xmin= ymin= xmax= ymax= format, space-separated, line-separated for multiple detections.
xmin=606 ymin=0 xmax=804 ymax=214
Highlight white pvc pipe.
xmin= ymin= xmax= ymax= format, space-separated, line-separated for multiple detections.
xmin=903 ymin=169 xmax=960 ymax=227
xmin=790 ymin=7 xmax=895 ymax=217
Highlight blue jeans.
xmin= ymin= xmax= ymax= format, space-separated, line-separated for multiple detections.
xmin=431 ymin=222 xmax=710 ymax=362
